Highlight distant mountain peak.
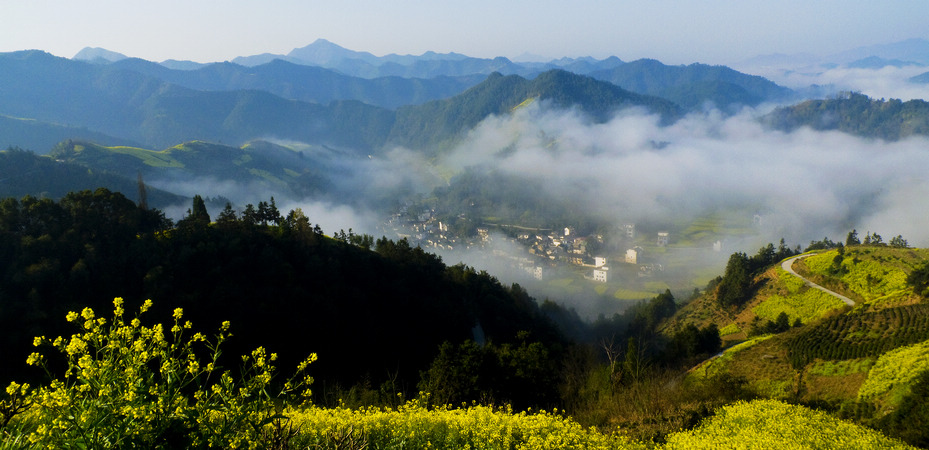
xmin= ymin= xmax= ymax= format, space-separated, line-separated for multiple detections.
xmin=287 ymin=39 xmax=377 ymax=66
xmin=846 ymin=55 xmax=923 ymax=69
xmin=73 ymin=47 xmax=127 ymax=63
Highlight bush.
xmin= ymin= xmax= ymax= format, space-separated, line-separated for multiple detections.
xmin=2 ymin=298 xmax=316 ymax=448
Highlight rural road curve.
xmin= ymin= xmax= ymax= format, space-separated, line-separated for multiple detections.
xmin=781 ymin=254 xmax=856 ymax=306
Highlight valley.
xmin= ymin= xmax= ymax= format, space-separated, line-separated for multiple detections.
xmin=1 ymin=36 xmax=929 ymax=448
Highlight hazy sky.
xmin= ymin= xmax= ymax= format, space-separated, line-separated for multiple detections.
xmin=2 ymin=0 xmax=927 ymax=65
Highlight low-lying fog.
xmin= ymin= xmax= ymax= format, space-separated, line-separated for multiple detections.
xmin=154 ymin=72 xmax=929 ymax=314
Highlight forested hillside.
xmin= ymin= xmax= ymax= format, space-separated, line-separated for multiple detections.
xmin=764 ymin=92 xmax=929 ymax=140
xmin=387 ymin=70 xmax=680 ymax=153
xmin=590 ymin=58 xmax=793 ymax=110
xmin=0 ymin=148 xmax=184 ymax=206
xmin=0 ymin=190 xmax=564 ymax=400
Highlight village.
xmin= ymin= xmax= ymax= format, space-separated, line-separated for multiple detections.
xmin=380 ymin=206 xmax=679 ymax=285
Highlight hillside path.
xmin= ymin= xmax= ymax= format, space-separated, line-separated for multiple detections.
xmin=781 ymin=254 xmax=855 ymax=307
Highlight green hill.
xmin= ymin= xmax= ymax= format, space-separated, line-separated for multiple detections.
xmin=48 ymin=140 xmax=335 ymax=200
xmin=0 ymin=147 xmax=183 ymax=207
xmin=0 ymin=114 xmax=141 ymax=154
xmin=764 ymin=92 xmax=929 ymax=140
xmin=387 ymin=70 xmax=681 ymax=154
xmin=590 ymin=59 xmax=793 ymax=111
xmin=672 ymin=245 xmax=929 ymax=446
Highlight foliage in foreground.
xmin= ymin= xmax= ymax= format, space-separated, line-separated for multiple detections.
xmin=663 ymin=399 xmax=915 ymax=450
xmin=287 ymin=399 xmax=645 ymax=450
xmin=1 ymin=299 xmax=921 ymax=449
xmin=3 ymin=299 xmax=315 ymax=449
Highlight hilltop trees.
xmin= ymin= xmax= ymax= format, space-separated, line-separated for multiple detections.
xmin=715 ymin=241 xmax=798 ymax=308
xmin=716 ymin=252 xmax=752 ymax=308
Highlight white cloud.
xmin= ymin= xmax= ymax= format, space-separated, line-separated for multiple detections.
xmin=434 ymin=103 xmax=929 ymax=248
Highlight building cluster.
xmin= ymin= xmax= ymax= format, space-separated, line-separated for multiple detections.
xmin=381 ymin=206 xmax=465 ymax=251
xmin=382 ymin=209 xmax=669 ymax=284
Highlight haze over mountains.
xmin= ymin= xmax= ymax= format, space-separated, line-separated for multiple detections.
xmin=4 ymin=38 xmax=929 ymax=253
xmin=1 ymin=44 xmax=781 ymax=153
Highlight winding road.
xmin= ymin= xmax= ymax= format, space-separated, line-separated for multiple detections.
xmin=781 ymin=254 xmax=856 ymax=307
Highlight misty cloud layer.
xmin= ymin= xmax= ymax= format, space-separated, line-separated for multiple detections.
xmin=431 ymin=102 xmax=929 ymax=248
xmin=157 ymin=96 xmax=929 ymax=255
xmin=757 ymin=65 xmax=929 ymax=101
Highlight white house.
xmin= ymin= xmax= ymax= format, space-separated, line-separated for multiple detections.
xmin=657 ymin=232 xmax=670 ymax=247
xmin=625 ymin=248 xmax=638 ymax=264
xmin=593 ymin=267 xmax=609 ymax=283
xmin=533 ymin=266 xmax=544 ymax=280
xmin=623 ymin=223 xmax=636 ymax=239
xmin=594 ymin=256 xmax=608 ymax=267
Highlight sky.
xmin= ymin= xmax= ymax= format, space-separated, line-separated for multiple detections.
xmin=2 ymin=0 xmax=928 ymax=65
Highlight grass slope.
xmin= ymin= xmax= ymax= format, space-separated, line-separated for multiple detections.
xmin=673 ymin=247 xmax=929 ymax=408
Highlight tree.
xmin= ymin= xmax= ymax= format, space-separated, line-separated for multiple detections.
xmin=846 ymin=229 xmax=860 ymax=246
xmin=137 ymin=171 xmax=148 ymax=211
xmin=266 ymin=197 xmax=281 ymax=226
xmin=216 ymin=202 xmax=238 ymax=226
xmin=890 ymin=235 xmax=909 ymax=248
xmin=622 ymin=337 xmax=650 ymax=384
xmin=907 ymin=261 xmax=929 ymax=297
xmin=716 ymin=252 xmax=752 ymax=308
xmin=176 ymin=195 xmax=210 ymax=230
xmin=242 ymin=204 xmax=258 ymax=226
xmin=775 ymin=312 xmax=791 ymax=333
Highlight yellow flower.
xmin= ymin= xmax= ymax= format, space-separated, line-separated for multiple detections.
xmin=26 ymin=352 xmax=42 ymax=366
xmin=66 ymin=311 xmax=79 ymax=322
xmin=5 ymin=381 xmax=22 ymax=396
xmin=172 ymin=308 xmax=184 ymax=320
xmin=141 ymin=299 xmax=153 ymax=313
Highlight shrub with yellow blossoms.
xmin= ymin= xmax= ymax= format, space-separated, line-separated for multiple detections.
xmin=3 ymin=298 xmax=316 ymax=449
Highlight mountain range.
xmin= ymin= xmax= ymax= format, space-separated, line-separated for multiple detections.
xmin=3 ymin=42 xmax=796 ymax=155
xmin=4 ymin=39 xmax=929 ymax=215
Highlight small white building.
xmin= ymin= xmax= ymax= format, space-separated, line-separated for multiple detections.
xmin=625 ymin=248 xmax=639 ymax=264
xmin=533 ymin=266 xmax=544 ymax=280
xmin=623 ymin=223 xmax=636 ymax=239
xmin=594 ymin=256 xmax=608 ymax=267
xmin=657 ymin=232 xmax=670 ymax=247
xmin=593 ymin=267 xmax=609 ymax=283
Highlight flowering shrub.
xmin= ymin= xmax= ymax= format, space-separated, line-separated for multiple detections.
xmin=663 ymin=399 xmax=915 ymax=449
xmin=286 ymin=398 xmax=645 ymax=450
xmin=859 ymin=340 xmax=929 ymax=406
xmin=4 ymin=298 xmax=316 ymax=448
